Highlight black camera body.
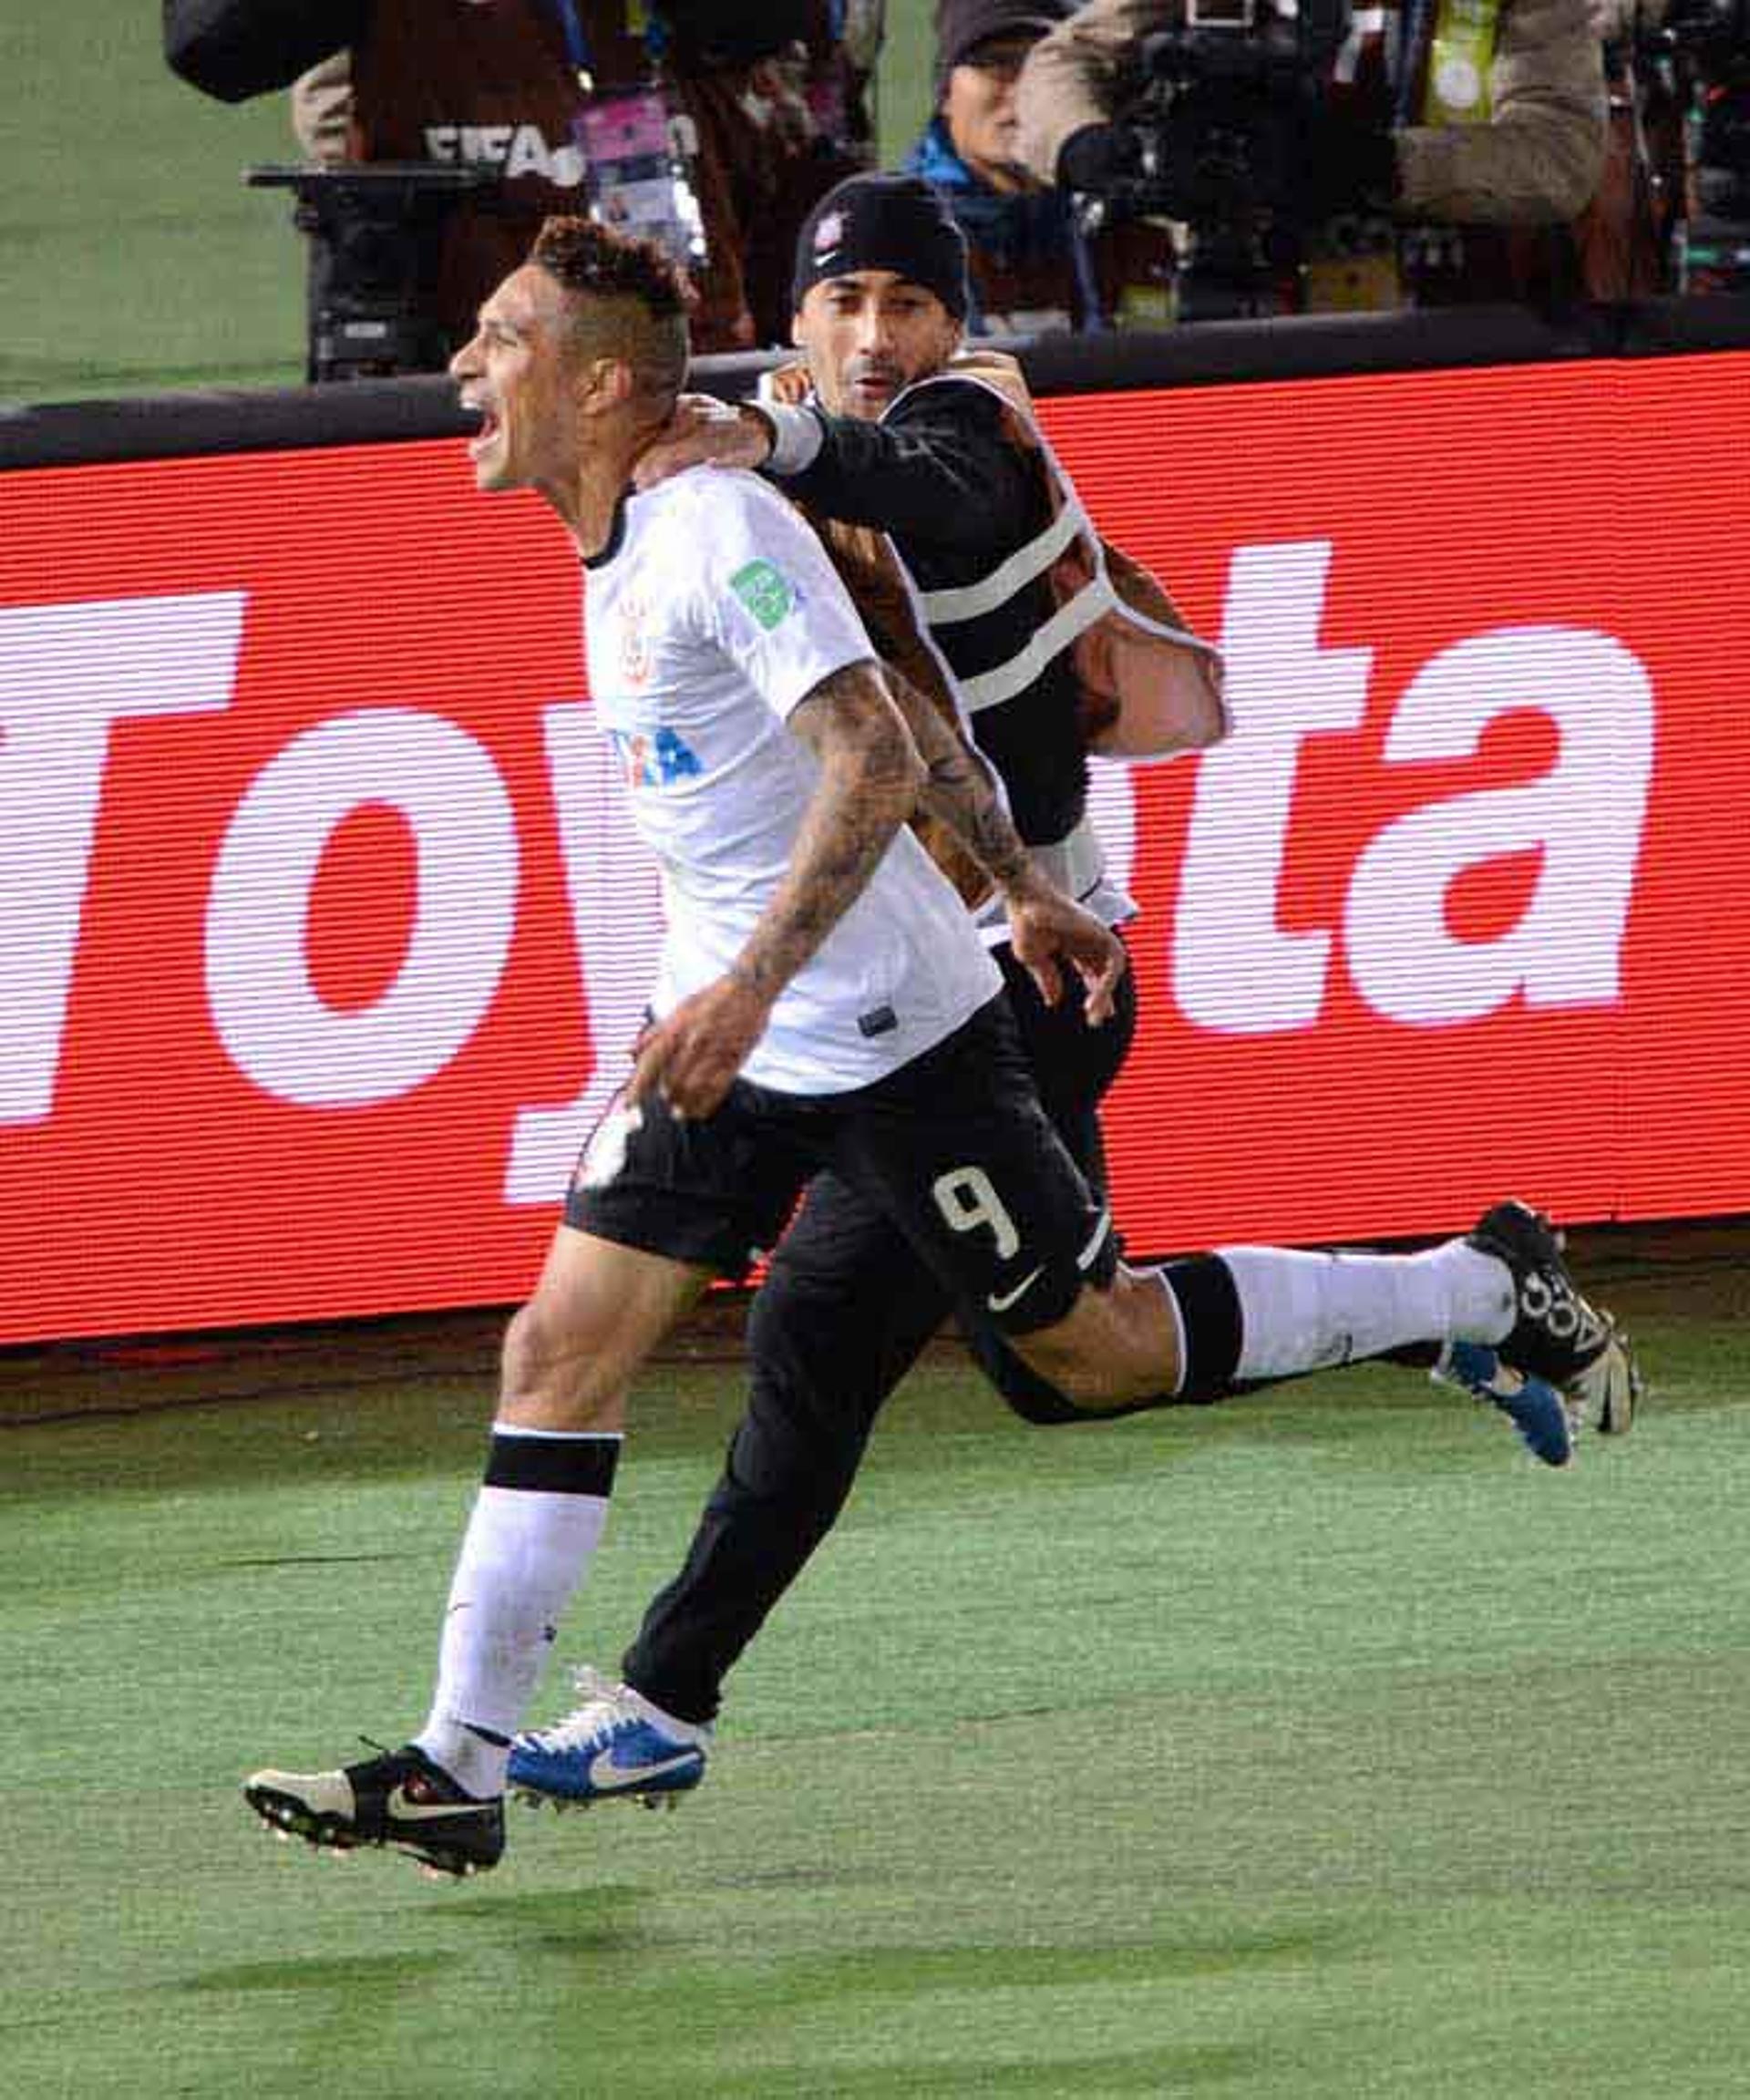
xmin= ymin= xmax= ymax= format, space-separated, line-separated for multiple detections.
xmin=1084 ymin=0 xmax=1361 ymax=318
xmin=248 ymin=163 xmax=500 ymax=383
xmin=1137 ymin=0 xmax=1343 ymax=222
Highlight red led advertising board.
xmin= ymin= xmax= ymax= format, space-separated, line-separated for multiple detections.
xmin=3 ymin=353 xmax=1746 ymax=1343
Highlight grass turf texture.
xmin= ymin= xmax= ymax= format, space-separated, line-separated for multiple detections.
xmin=4 ymin=1227 xmax=1746 ymax=2097
xmin=4 ymin=3 xmax=938 ymax=404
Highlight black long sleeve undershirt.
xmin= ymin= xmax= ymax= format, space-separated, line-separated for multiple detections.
xmin=777 ymin=381 xmax=1047 ymax=583
xmin=776 ymin=377 xmax=1090 ymax=849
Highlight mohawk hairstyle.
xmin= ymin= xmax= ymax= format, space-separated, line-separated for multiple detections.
xmin=530 ymin=215 xmax=689 ymax=322
xmin=529 ymin=214 xmax=691 ymax=401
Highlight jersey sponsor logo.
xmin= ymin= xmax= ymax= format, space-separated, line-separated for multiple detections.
xmin=728 ymin=558 xmax=797 ymax=633
xmin=612 ymin=726 xmax=701 ymax=789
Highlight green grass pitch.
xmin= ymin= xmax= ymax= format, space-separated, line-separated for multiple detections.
xmin=4 ymin=1225 xmax=1747 ymax=2097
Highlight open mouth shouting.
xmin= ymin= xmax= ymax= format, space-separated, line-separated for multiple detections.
xmin=462 ymin=397 xmax=503 ymax=465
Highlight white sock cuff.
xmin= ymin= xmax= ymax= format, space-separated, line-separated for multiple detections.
xmin=1147 ymin=1264 xmax=1189 ymax=1399
xmin=624 ymin=1682 xmax=713 ymax=1745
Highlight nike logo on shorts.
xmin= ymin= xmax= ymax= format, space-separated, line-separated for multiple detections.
xmin=987 ymin=1265 xmax=1045 ymax=1314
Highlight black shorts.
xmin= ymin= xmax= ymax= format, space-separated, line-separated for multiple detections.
xmin=567 ymin=994 xmax=1117 ymax=1334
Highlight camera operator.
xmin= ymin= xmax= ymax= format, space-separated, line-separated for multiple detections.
xmin=1014 ymin=0 xmax=1609 ymax=309
xmin=292 ymin=50 xmax=351 ymax=167
xmin=163 ymin=1 xmax=867 ymax=366
xmin=906 ymin=0 xmax=1179 ymax=331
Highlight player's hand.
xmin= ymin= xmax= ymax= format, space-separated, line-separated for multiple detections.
xmin=765 ymin=360 xmax=811 ymax=407
xmin=627 ymin=973 xmax=773 ymax=1120
xmin=632 ymin=396 xmax=774 ymax=489
xmin=1003 ymin=881 xmax=1125 ymax=1026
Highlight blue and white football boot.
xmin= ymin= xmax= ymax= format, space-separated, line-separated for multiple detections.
xmin=1432 ymin=1339 xmax=1577 ymax=1467
xmin=1463 ymin=1199 xmax=1644 ymax=1447
xmin=510 ymin=1667 xmax=709 ymax=1812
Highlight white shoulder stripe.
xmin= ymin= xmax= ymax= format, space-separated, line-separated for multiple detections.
xmin=915 ymin=500 xmax=1087 ymax=626
xmin=954 ymin=574 xmax=1117 ymax=714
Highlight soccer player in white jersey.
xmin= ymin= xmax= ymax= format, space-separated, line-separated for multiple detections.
xmin=244 ymin=217 xmax=1636 ymax=1879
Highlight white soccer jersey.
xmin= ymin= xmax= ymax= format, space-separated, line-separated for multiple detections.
xmin=582 ymin=468 xmax=1000 ymax=1096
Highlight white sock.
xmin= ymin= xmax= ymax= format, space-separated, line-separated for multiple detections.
xmin=622 ymin=1682 xmax=712 ymax=1748
xmin=414 ymin=1429 xmax=621 ymax=1796
xmin=1218 ymin=1240 xmax=1514 ymax=1383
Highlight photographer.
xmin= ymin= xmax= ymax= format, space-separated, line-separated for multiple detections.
xmin=906 ymin=0 xmax=1179 ymax=331
xmin=163 ymin=1 xmax=866 ymax=366
xmin=1014 ymin=0 xmax=1609 ymax=308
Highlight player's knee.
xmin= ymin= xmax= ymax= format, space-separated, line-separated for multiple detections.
xmin=965 ymin=1323 xmax=1094 ymax=1425
xmin=499 ymin=1298 xmax=620 ymax=1427
xmin=1008 ymin=1268 xmax=1179 ymax=1409
xmin=1007 ymin=1325 xmax=1126 ymax=1409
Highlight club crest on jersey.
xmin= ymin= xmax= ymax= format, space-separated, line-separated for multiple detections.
xmin=729 ymin=558 xmax=798 ymax=633
xmin=612 ymin=726 xmax=701 ymax=789
xmin=619 ymin=592 xmax=653 ymax=685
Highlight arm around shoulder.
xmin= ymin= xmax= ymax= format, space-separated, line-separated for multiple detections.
xmin=779 ymin=383 xmax=1040 ymax=551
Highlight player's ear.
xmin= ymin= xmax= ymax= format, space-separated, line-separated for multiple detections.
xmin=576 ymin=356 xmax=635 ymax=415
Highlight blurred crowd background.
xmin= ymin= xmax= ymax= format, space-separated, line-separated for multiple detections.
xmin=5 ymin=2 xmax=1747 ymax=402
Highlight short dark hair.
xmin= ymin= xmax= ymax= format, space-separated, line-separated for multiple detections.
xmin=529 ymin=216 xmax=690 ymax=397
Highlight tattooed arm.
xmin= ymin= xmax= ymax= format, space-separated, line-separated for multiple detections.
xmin=883 ymin=664 xmax=1125 ymax=1024
xmin=629 ymin=658 xmax=924 ymax=1117
xmin=886 ymin=665 xmax=1033 ymax=895
xmin=736 ymin=657 xmax=928 ymax=996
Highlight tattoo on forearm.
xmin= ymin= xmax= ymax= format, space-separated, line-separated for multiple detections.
xmin=884 ymin=666 xmax=1031 ymax=886
xmin=733 ymin=662 xmax=921 ymax=1000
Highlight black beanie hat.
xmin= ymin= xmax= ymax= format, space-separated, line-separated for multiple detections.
xmin=792 ymin=174 xmax=971 ymax=322
xmin=935 ymin=0 xmax=1071 ymax=87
